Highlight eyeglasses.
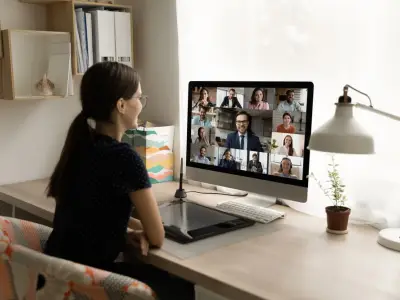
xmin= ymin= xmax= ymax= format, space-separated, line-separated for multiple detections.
xmin=138 ymin=95 xmax=148 ymax=109
xmin=236 ymin=120 xmax=249 ymax=125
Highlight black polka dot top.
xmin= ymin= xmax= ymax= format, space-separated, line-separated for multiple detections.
xmin=44 ymin=133 xmax=151 ymax=269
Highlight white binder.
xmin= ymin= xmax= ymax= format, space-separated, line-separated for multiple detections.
xmin=85 ymin=12 xmax=94 ymax=68
xmin=114 ymin=11 xmax=133 ymax=67
xmin=90 ymin=10 xmax=116 ymax=63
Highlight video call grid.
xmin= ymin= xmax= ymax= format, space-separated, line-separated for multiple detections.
xmin=189 ymin=87 xmax=309 ymax=180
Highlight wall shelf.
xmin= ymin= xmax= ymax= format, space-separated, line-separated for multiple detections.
xmin=19 ymin=0 xmax=133 ymax=75
xmin=0 ymin=30 xmax=71 ymax=100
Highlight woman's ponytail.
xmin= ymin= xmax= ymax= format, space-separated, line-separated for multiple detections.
xmin=47 ymin=111 xmax=93 ymax=202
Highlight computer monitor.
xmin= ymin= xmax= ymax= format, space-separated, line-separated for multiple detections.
xmin=187 ymin=81 xmax=314 ymax=203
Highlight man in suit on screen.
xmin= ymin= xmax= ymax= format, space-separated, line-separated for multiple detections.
xmin=224 ymin=111 xmax=263 ymax=152
xmin=220 ymin=88 xmax=242 ymax=108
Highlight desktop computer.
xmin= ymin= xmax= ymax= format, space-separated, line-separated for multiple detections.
xmin=160 ymin=81 xmax=314 ymax=244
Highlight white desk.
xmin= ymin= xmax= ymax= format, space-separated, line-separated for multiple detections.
xmin=0 ymin=179 xmax=399 ymax=300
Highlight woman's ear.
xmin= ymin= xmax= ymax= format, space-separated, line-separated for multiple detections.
xmin=116 ymin=98 xmax=125 ymax=114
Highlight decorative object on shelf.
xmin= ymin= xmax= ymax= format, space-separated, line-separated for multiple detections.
xmin=1 ymin=30 xmax=71 ymax=100
xmin=123 ymin=123 xmax=175 ymax=184
xmin=35 ymin=73 xmax=55 ymax=96
xmin=308 ymin=84 xmax=400 ymax=250
xmin=309 ymin=156 xmax=350 ymax=234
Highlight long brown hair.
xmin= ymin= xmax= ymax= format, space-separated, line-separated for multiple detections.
xmin=283 ymin=135 xmax=294 ymax=156
xmin=199 ymin=88 xmax=210 ymax=102
xmin=47 ymin=62 xmax=141 ymax=203
xmin=249 ymin=88 xmax=265 ymax=105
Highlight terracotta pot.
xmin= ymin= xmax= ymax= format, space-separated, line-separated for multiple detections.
xmin=325 ymin=206 xmax=351 ymax=234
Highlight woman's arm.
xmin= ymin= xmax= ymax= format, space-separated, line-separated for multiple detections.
xmin=129 ymin=188 xmax=164 ymax=248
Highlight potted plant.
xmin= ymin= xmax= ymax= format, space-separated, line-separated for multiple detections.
xmin=269 ymin=139 xmax=279 ymax=153
xmin=309 ymin=156 xmax=351 ymax=234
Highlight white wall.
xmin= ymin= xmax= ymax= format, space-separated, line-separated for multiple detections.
xmin=0 ymin=1 xmax=81 ymax=185
xmin=176 ymin=0 xmax=400 ymax=224
xmin=119 ymin=0 xmax=181 ymax=178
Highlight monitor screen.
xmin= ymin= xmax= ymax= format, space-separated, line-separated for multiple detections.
xmin=187 ymin=81 xmax=313 ymax=189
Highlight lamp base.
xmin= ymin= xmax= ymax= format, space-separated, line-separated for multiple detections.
xmin=377 ymin=228 xmax=400 ymax=252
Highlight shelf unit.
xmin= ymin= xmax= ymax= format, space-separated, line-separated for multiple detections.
xmin=20 ymin=0 xmax=133 ymax=75
xmin=0 ymin=30 xmax=71 ymax=100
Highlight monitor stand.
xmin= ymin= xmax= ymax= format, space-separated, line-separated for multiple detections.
xmin=215 ymin=185 xmax=280 ymax=208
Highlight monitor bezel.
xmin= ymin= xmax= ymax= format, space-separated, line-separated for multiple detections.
xmin=186 ymin=81 xmax=314 ymax=189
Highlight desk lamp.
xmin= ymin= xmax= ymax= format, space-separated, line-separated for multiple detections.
xmin=308 ymin=84 xmax=400 ymax=252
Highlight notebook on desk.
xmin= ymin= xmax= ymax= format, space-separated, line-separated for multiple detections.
xmin=159 ymin=201 xmax=255 ymax=244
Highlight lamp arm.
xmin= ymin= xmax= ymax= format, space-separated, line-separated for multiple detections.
xmin=344 ymin=84 xmax=373 ymax=107
xmin=343 ymin=84 xmax=400 ymax=121
xmin=355 ymin=103 xmax=400 ymax=122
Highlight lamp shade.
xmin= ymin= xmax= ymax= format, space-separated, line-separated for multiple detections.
xmin=308 ymin=103 xmax=375 ymax=154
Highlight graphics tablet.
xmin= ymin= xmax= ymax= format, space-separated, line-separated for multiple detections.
xmin=159 ymin=201 xmax=255 ymax=244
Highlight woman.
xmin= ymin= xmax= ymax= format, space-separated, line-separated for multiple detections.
xmin=40 ymin=62 xmax=194 ymax=299
xmin=277 ymin=135 xmax=297 ymax=157
xmin=218 ymin=149 xmax=237 ymax=170
xmin=273 ymin=157 xmax=297 ymax=179
xmin=198 ymin=87 xmax=215 ymax=109
xmin=194 ymin=127 xmax=210 ymax=147
xmin=248 ymin=88 xmax=269 ymax=110
xmin=276 ymin=112 xmax=296 ymax=133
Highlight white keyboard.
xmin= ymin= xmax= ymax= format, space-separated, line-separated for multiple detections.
xmin=216 ymin=201 xmax=285 ymax=224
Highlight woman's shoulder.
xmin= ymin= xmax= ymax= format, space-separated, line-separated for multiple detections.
xmin=94 ymin=136 xmax=140 ymax=164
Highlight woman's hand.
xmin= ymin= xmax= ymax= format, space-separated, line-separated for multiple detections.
xmin=128 ymin=217 xmax=143 ymax=230
xmin=127 ymin=229 xmax=149 ymax=256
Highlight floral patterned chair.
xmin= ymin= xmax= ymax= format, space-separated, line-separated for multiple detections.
xmin=0 ymin=216 xmax=157 ymax=300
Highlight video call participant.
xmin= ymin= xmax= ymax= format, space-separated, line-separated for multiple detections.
xmin=276 ymin=112 xmax=296 ymax=133
xmin=218 ymin=149 xmax=237 ymax=170
xmin=277 ymin=135 xmax=297 ymax=156
xmin=273 ymin=157 xmax=297 ymax=179
xmin=224 ymin=111 xmax=263 ymax=152
xmin=193 ymin=146 xmax=210 ymax=164
xmin=248 ymin=88 xmax=269 ymax=110
xmin=197 ymin=87 xmax=216 ymax=109
xmin=193 ymin=127 xmax=210 ymax=147
xmin=192 ymin=107 xmax=212 ymax=127
xmin=277 ymin=89 xmax=302 ymax=112
xmin=248 ymin=153 xmax=263 ymax=173
xmin=220 ymin=88 xmax=242 ymax=108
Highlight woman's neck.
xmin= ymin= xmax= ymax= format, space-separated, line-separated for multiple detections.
xmin=283 ymin=123 xmax=290 ymax=129
xmin=96 ymin=122 xmax=125 ymax=142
